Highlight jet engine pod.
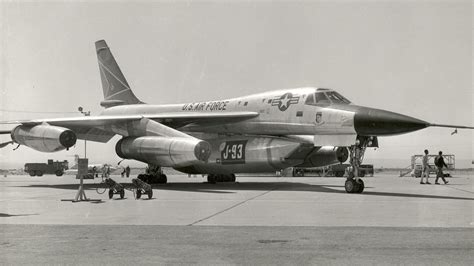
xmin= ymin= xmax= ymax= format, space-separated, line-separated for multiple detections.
xmin=11 ymin=125 xmax=77 ymax=152
xmin=302 ymin=146 xmax=349 ymax=167
xmin=116 ymin=136 xmax=211 ymax=167
xmin=335 ymin=147 xmax=349 ymax=163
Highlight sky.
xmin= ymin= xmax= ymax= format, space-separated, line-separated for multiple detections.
xmin=0 ymin=0 xmax=472 ymax=169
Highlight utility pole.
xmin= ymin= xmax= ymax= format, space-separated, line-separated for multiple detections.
xmin=77 ymin=106 xmax=90 ymax=158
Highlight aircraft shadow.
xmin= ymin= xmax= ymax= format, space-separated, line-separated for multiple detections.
xmin=17 ymin=182 xmax=474 ymax=201
xmin=0 ymin=213 xmax=38 ymax=218
xmin=157 ymin=182 xmax=474 ymax=201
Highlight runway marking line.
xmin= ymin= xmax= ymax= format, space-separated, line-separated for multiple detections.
xmin=187 ymin=186 xmax=279 ymax=226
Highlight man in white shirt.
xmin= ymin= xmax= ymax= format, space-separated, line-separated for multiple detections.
xmin=421 ymin=149 xmax=431 ymax=184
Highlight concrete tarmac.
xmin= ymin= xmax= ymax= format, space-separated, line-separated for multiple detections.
xmin=0 ymin=173 xmax=473 ymax=264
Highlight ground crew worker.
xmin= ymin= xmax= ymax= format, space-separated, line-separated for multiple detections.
xmin=420 ymin=149 xmax=431 ymax=184
xmin=125 ymin=166 xmax=130 ymax=178
xmin=434 ymin=151 xmax=449 ymax=185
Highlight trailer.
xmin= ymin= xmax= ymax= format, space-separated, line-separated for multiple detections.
xmin=399 ymin=154 xmax=455 ymax=177
xmin=104 ymin=178 xmax=125 ymax=199
xmin=25 ymin=159 xmax=69 ymax=176
xmin=288 ymin=164 xmax=374 ymax=177
xmin=132 ymin=178 xmax=153 ymax=199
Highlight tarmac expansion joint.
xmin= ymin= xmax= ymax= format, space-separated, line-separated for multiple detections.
xmin=187 ymin=186 xmax=279 ymax=226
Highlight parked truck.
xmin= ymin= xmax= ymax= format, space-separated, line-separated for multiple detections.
xmin=24 ymin=159 xmax=69 ymax=176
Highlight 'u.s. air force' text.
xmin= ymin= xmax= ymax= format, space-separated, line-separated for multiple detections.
xmin=182 ymin=101 xmax=229 ymax=111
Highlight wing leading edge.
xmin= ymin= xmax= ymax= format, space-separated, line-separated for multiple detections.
xmin=0 ymin=111 xmax=259 ymax=142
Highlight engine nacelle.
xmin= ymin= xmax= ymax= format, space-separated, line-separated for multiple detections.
xmin=116 ymin=136 xmax=211 ymax=167
xmin=11 ymin=125 xmax=77 ymax=152
xmin=300 ymin=146 xmax=349 ymax=167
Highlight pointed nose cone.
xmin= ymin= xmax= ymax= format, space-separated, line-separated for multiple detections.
xmin=354 ymin=107 xmax=429 ymax=136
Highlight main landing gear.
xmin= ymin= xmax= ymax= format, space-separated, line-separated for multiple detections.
xmin=207 ymin=174 xmax=236 ymax=184
xmin=345 ymin=136 xmax=377 ymax=194
xmin=137 ymin=164 xmax=167 ymax=184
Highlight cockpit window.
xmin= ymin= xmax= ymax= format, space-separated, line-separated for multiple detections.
xmin=325 ymin=91 xmax=351 ymax=104
xmin=315 ymin=92 xmax=329 ymax=103
xmin=305 ymin=92 xmax=329 ymax=105
xmin=305 ymin=93 xmax=315 ymax=105
xmin=305 ymin=91 xmax=351 ymax=106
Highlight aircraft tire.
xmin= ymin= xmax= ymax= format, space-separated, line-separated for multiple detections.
xmin=108 ymin=189 xmax=114 ymax=199
xmin=29 ymin=171 xmax=35 ymax=177
xmin=120 ymin=190 xmax=125 ymax=199
xmin=148 ymin=189 xmax=153 ymax=199
xmin=292 ymin=168 xmax=304 ymax=177
xmin=356 ymin=179 xmax=365 ymax=193
xmin=345 ymin=179 xmax=357 ymax=193
xmin=207 ymin=174 xmax=216 ymax=184
xmin=158 ymin=174 xmax=167 ymax=184
xmin=136 ymin=190 xmax=141 ymax=199
xmin=36 ymin=171 xmax=43 ymax=177
xmin=138 ymin=174 xmax=149 ymax=183
xmin=221 ymin=175 xmax=228 ymax=182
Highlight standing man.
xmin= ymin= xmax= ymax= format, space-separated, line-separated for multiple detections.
xmin=421 ymin=149 xmax=431 ymax=184
xmin=125 ymin=165 xmax=131 ymax=178
xmin=435 ymin=151 xmax=449 ymax=184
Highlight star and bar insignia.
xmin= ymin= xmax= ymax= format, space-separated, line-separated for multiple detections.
xmin=270 ymin=93 xmax=300 ymax=111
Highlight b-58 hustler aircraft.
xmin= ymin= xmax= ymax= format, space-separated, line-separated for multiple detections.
xmin=1 ymin=40 xmax=472 ymax=193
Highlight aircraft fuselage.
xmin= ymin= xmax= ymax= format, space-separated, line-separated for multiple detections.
xmin=102 ymin=87 xmax=429 ymax=139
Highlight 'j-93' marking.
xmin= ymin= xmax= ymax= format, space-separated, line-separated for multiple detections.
xmin=221 ymin=140 xmax=247 ymax=164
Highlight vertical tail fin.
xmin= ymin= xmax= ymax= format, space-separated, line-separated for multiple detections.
xmin=95 ymin=40 xmax=143 ymax=108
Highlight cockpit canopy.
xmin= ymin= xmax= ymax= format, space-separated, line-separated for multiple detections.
xmin=305 ymin=88 xmax=351 ymax=106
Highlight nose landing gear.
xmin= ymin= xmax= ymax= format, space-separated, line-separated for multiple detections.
xmin=345 ymin=136 xmax=377 ymax=193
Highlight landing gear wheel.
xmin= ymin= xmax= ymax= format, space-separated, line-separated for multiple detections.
xmin=148 ymin=189 xmax=153 ymax=199
xmin=136 ymin=190 xmax=142 ymax=199
xmin=137 ymin=174 xmax=148 ymax=183
xmin=292 ymin=168 xmax=304 ymax=177
xmin=120 ymin=190 xmax=125 ymax=199
xmin=345 ymin=179 xmax=365 ymax=193
xmin=222 ymin=175 xmax=230 ymax=182
xmin=207 ymin=174 xmax=216 ymax=184
xmin=345 ymin=179 xmax=357 ymax=193
xmin=158 ymin=174 xmax=167 ymax=184
xmin=356 ymin=179 xmax=365 ymax=193
xmin=108 ymin=189 xmax=114 ymax=199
